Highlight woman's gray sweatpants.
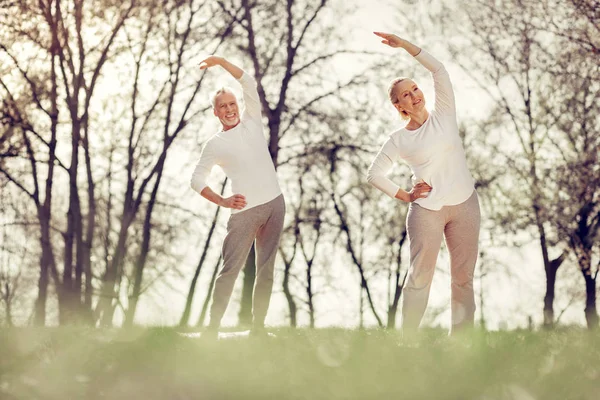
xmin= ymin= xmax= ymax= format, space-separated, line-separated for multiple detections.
xmin=402 ymin=190 xmax=480 ymax=333
xmin=208 ymin=194 xmax=285 ymax=329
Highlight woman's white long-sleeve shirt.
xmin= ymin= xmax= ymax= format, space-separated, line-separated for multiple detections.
xmin=366 ymin=49 xmax=475 ymax=211
xmin=190 ymin=72 xmax=282 ymax=214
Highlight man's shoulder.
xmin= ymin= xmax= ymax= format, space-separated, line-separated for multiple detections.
xmin=240 ymin=114 xmax=264 ymax=131
xmin=202 ymin=132 xmax=224 ymax=148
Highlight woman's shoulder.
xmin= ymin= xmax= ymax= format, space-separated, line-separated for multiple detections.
xmin=387 ymin=125 xmax=407 ymax=138
xmin=383 ymin=127 xmax=406 ymax=148
xmin=429 ymin=108 xmax=458 ymax=126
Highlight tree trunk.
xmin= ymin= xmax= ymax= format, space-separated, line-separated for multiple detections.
xmin=387 ymin=275 xmax=406 ymax=330
xmin=583 ymin=272 xmax=598 ymax=329
xmin=238 ymin=244 xmax=256 ymax=327
xmin=282 ymin=258 xmax=297 ymax=327
xmin=33 ymin=255 xmax=49 ymax=326
xmin=34 ymin=207 xmax=56 ymax=326
xmin=32 ymin=11 xmax=60 ymax=327
xmin=387 ymin=231 xmax=407 ymax=329
xmin=302 ymin=225 xmax=320 ymax=329
xmin=197 ymin=256 xmax=222 ymax=327
xmin=534 ymin=208 xmax=567 ymax=329
xmin=578 ymin=243 xmax=598 ymax=330
xmin=123 ymin=193 xmax=155 ymax=327
xmin=178 ymin=179 xmax=226 ymax=327
xmin=80 ymin=118 xmax=96 ymax=325
xmin=124 ymin=161 xmax=171 ymax=327
xmin=331 ymin=193 xmax=383 ymax=327
xmin=543 ymin=263 xmax=558 ymax=328
xmin=95 ymin=206 xmax=135 ymax=326
xmin=62 ymin=102 xmax=84 ymax=325
xmin=281 ymin=221 xmax=299 ymax=328
xmin=359 ymin=287 xmax=364 ymax=329
xmin=3 ymin=281 xmax=13 ymax=326
xmin=306 ymin=259 xmax=315 ymax=328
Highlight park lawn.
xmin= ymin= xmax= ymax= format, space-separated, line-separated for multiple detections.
xmin=0 ymin=327 xmax=598 ymax=400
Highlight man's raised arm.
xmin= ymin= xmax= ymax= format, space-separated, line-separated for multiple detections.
xmin=200 ymin=55 xmax=262 ymax=120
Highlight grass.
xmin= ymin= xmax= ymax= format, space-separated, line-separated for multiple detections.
xmin=0 ymin=327 xmax=598 ymax=399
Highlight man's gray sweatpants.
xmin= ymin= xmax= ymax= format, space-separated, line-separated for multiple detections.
xmin=209 ymin=194 xmax=285 ymax=329
xmin=402 ymin=190 xmax=480 ymax=333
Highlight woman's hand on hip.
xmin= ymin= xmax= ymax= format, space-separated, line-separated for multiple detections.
xmin=408 ymin=182 xmax=432 ymax=202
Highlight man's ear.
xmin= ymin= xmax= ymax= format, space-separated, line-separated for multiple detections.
xmin=213 ymin=108 xmax=218 ymax=117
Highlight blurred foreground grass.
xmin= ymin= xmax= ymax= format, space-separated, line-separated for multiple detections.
xmin=0 ymin=327 xmax=598 ymax=399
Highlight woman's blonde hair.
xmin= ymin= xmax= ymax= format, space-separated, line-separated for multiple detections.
xmin=387 ymin=77 xmax=410 ymax=120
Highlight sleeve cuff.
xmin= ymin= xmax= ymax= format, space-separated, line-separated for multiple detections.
xmin=190 ymin=180 xmax=208 ymax=195
xmin=384 ymin=185 xmax=401 ymax=199
xmin=237 ymin=70 xmax=255 ymax=83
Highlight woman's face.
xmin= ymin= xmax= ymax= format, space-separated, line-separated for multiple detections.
xmin=392 ymin=79 xmax=425 ymax=117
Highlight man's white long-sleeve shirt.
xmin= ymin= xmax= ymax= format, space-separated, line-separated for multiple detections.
xmin=190 ymin=72 xmax=282 ymax=214
xmin=366 ymin=50 xmax=475 ymax=211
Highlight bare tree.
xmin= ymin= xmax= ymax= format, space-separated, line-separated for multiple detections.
xmin=179 ymin=179 xmax=227 ymax=327
xmin=0 ymin=0 xmax=138 ymax=324
xmin=94 ymin=1 xmax=235 ymax=326
xmin=286 ymin=165 xmax=329 ymax=327
xmin=327 ymin=147 xmax=384 ymax=328
xmin=544 ymin=36 xmax=600 ymax=328
xmin=298 ymin=193 xmax=325 ymax=328
xmin=539 ymin=0 xmax=600 ymax=56
xmin=215 ymin=0 xmax=381 ymax=325
xmin=0 ymin=0 xmax=239 ymax=327
xmin=278 ymin=199 xmax=301 ymax=327
xmin=386 ymin=225 xmax=408 ymax=329
xmin=442 ymin=0 xmax=575 ymax=328
xmin=196 ymin=256 xmax=222 ymax=328
xmin=0 ymin=196 xmax=26 ymax=326
xmin=452 ymin=0 xmax=600 ymax=329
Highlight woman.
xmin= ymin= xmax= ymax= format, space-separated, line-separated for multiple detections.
xmin=366 ymin=32 xmax=480 ymax=335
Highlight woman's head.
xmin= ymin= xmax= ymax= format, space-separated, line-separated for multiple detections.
xmin=387 ymin=77 xmax=426 ymax=120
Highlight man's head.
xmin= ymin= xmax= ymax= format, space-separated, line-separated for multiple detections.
xmin=211 ymin=87 xmax=240 ymax=130
xmin=388 ymin=77 xmax=426 ymax=120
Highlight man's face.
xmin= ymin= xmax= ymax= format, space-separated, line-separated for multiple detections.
xmin=214 ymin=91 xmax=240 ymax=130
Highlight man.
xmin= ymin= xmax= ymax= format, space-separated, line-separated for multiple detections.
xmin=190 ymin=56 xmax=285 ymax=338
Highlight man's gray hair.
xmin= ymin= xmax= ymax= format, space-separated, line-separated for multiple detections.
xmin=210 ymin=86 xmax=237 ymax=108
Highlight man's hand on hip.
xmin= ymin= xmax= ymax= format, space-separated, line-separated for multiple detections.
xmin=220 ymin=194 xmax=247 ymax=210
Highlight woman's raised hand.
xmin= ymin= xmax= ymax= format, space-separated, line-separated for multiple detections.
xmin=374 ymin=32 xmax=404 ymax=48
